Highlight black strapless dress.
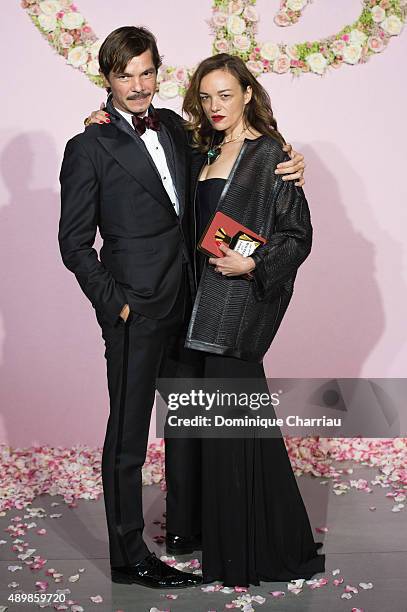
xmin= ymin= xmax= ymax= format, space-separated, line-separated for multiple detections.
xmin=196 ymin=179 xmax=325 ymax=587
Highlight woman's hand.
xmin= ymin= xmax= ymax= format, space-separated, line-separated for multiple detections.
xmin=275 ymin=143 xmax=306 ymax=187
xmin=208 ymin=243 xmax=256 ymax=276
xmin=84 ymin=102 xmax=110 ymax=126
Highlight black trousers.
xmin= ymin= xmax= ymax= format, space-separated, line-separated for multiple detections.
xmin=97 ymin=266 xmax=201 ymax=567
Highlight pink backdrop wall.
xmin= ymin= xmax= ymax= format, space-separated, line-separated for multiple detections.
xmin=1 ymin=1 xmax=406 ymax=446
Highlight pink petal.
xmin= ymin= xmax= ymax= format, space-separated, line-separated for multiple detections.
xmin=269 ymin=591 xmax=285 ymax=597
xmin=35 ymin=580 xmax=49 ymax=590
xmin=234 ymin=586 xmax=248 ymax=592
xmin=90 ymin=595 xmax=103 ymax=603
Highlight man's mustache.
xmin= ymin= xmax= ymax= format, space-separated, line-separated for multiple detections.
xmin=127 ymin=92 xmax=151 ymax=100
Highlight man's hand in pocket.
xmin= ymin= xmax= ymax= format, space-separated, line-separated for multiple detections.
xmin=120 ymin=304 xmax=130 ymax=322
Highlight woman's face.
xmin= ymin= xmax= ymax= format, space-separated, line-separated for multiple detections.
xmin=199 ymin=69 xmax=252 ymax=133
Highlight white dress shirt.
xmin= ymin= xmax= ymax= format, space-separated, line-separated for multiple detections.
xmin=115 ymin=106 xmax=180 ymax=216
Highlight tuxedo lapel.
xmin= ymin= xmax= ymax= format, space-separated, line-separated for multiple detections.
xmin=157 ymin=110 xmax=187 ymax=219
xmin=97 ymin=128 xmax=178 ymax=219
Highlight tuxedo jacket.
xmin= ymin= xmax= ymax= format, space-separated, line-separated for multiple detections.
xmin=58 ymin=104 xmax=193 ymax=326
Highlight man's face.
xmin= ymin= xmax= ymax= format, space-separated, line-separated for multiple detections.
xmin=107 ymin=49 xmax=157 ymax=115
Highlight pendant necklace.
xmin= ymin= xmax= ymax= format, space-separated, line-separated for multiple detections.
xmin=206 ymin=126 xmax=247 ymax=166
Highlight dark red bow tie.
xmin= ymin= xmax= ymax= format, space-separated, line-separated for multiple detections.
xmin=132 ymin=112 xmax=160 ymax=136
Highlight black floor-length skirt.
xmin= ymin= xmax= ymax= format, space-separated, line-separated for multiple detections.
xmin=201 ymin=355 xmax=325 ymax=587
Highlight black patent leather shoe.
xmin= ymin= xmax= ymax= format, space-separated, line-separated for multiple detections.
xmin=166 ymin=533 xmax=202 ymax=555
xmin=111 ymin=552 xmax=202 ymax=588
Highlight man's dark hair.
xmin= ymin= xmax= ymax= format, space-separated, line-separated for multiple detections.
xmin=98 ymin=26 xmax=162 ymax=79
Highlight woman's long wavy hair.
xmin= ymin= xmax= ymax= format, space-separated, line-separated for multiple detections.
xmin=182 ymin=53 xmax=286 ymax=152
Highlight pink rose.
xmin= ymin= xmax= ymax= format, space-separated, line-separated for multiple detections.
xmin=59 ymin=32 xmax=74 ymax=47
xmin=274 ymin=11 xmax=291 ymax=27
xmin=342 ymin=34 xmax=350 ymax=42
xmin=273 ymin=54 xmax=290 ymax=74
xmin=286 ymin=45 xmax=300 ymax=60
xmin=80 ymin=26 xmax=95 ymax=42
xmin=228 ymin=0 xmax=243 ymax=15
xmin=215 ymin=39 xmax=230 ymax=52
xmin=174 ymin=67 xmax=188 ymax=83
xmin=368 ymin=35 xmax=384 ymax=52
xmin=332 ymin=39 xmax=346 ymax=54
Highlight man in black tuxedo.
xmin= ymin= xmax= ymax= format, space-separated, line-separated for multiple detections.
xmin=58 ymin=26 xmax=201 ymax=589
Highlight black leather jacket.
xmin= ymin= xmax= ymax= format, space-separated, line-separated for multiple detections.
xmin=185 ymin=134 xmax=312 ymax=362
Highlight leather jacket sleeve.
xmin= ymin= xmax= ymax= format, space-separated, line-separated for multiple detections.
xmin=250 ymin=173 xmax=312 ymax=302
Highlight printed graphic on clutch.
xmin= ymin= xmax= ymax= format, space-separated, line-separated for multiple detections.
xmin=21 ymin=0 xmax=407 ymax=97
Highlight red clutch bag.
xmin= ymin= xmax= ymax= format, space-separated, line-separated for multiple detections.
xmin=197 ymin=211 xmax=267 ymax=258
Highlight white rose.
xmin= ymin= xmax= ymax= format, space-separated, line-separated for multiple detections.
xmin=88 ymin=40 xmax=102 ymax=59
xmin=349 ymin=29 xmax=367 ymax=46
xmin=371 ymin=6 xmax=386 ymax=23
xmin=227 ymin=15 xmax=246 ymax=35
xmin=381 ymin=15 xmax=403 ymax=35
xmin=286 ymin=0 xmax=307 ymax=11
xmin=242 ymin=6 xmax=259 ymax=22
xmin=245 ymin=60 xmax=264 ymax=75
xmin=39 ymin=1 xmax=61 ymax=15
xmin=342 ymin=43 xmax=362 ymax=64
xmin=67 ymin=45 xmax=88 ymax=67
xmin=306 ymin=52 xmax=328 ymax=75
xmin=212 ymin=12 xmax=228 ymax=28
xmin=260 ymin=42 xmax=280 ymax=61
xmin=87 ymin=59 xmax=100 ymax=76
xmin=62 ymin=11 xmax=85 ymax=29
xmin=158 ymin=80 xmax=179 ymax=99
xmin=233 ymin=35 xmax=251 ymax=52
xmin=38 ymin=13 xmax=57 ymax=32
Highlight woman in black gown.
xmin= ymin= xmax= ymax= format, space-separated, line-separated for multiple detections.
xmin=181 ymin=53 xmax=325 ymax=586
xmin=85 ymin=52 xmax=325 ymax=587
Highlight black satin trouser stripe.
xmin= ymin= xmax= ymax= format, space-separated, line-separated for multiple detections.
xmin=113 ymin=313 xmax=132 ymax=566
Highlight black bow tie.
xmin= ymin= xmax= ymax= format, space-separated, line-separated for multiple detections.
xmin=132 ymin=112 xmax=160 ymax=136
